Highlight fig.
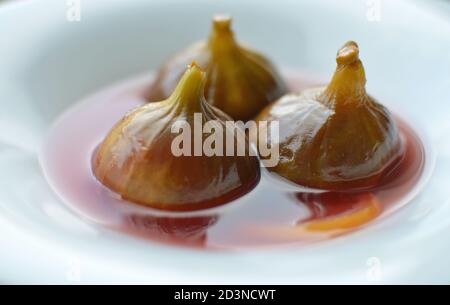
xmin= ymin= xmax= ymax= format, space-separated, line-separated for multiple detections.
xmin=257 ymin=41 xmax=403 ymax=190
xmin=93 ymin=63 xmax=260 ymax=211
xmin=148 ymin=15 xmax=288 ymax=121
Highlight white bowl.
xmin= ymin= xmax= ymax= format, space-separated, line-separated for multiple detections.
xmin=1 ymin=0 xmax=450 ymax=284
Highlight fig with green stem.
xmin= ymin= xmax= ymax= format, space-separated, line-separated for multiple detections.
xmin=257 ymin=41 xmax=403 ymax=190
xmin=94 ymin=63 xmax=260 ymax=211
xmin=148 ymin=15 xmax=288 ymax=121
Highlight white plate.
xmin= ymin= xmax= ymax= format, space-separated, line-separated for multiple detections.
xmin=1 ymin=0 xmax=450 ymax=284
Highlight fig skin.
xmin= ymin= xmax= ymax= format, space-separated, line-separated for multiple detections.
xmin=147 ymin=15 xmax=288 ymax=121
xmin=257 ymin=41 xmax=403 ymax=190
xmin=93 ymin=63 xmax=260 ymax=211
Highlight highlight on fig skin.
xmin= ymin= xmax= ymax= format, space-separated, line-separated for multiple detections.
xmin=256 ymin=41 xmax=404 ymax=190
xmin=147 ymin=15 xmax=288 ymax=122
xmin=93 ymin=63 xmax=261 ymax=211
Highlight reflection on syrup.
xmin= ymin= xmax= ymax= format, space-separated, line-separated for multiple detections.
xmin=124 ymin=215 xmax=218 ymax=247
xmin=296 ymin=192 xmax=381 ymax=235
xmin=41 ymin=72 xmax=425 ymax=249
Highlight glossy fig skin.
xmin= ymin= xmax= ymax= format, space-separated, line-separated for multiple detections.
xmin=93 ymin=64 xmax=260 ymax=211
xmin=257 ymin=41 xmax=403 ymax=190
xmin=147 ymin=16 xmax=288 ymax=121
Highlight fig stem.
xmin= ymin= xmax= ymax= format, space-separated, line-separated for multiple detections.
xmin=324 ymin=41 xmax=367 ymax=101
xmin=208 ymin=15 xmax=238 ymax=54
xmin=212 ymin=15 xmax=232 ymax=32
xmin=169 ymin=62 xmax=206 ymax=111
xmin=336 ymin=41 xmax=360 ymax=65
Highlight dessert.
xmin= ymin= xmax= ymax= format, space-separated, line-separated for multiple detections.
xmin=42 ymin=29 xmax=426 ymax=248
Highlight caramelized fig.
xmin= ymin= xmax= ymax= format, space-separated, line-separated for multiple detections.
xmin=148 ymin=15 xmax=288 ymax=121
xmin=93 ymin=63 xmax=260 ymax=211
xmin=257 ymin=41 xmax=403 ymax=190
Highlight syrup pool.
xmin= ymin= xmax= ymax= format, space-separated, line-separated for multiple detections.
xmin=40 ymin=72 xmax=426 ymax=250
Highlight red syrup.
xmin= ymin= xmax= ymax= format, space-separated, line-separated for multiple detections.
xmin=41 ymin=71 xmax=426 ymax=250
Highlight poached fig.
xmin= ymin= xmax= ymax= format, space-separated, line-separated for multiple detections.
xmin=148 ymin=15 xmax=288 ymax=121
xmin=93 ymin=63 xmax=260 ymax=211
xmin=257 ymin=41 xmax=403 ymax=190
